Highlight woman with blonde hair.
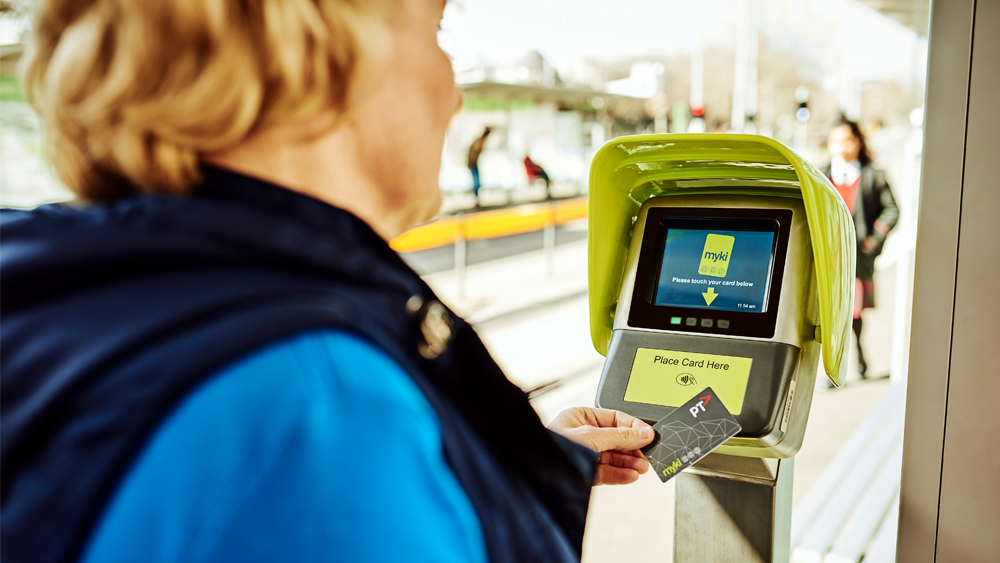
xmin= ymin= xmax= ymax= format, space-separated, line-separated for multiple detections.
xmin=0 ymin=2 xmax=653 ymax=562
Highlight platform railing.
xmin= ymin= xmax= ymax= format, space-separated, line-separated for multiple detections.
xmin=392 ymin=197 xmax=588 ymax=299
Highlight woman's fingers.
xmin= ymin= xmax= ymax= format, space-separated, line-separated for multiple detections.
xmin=584 ymin=407 xmax=646 ymax=431
xmin=598 ymin=450 xmax=649 ymax=474
xmin=594 ymin=464 xmax=641 ymax=486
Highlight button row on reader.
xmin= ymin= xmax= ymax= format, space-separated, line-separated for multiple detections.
xmin=670 ymin=317 xmax=730 ymax=329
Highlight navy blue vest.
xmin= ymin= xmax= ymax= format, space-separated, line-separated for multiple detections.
xmin=0 ymin=168 xmax=595 ymax=563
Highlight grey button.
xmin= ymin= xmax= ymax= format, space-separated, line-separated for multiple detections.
xmin=701 ymin=318 xmax=713 ymax=328
xmin=686 ymin=317 xmax=698 ymax=326
xmin=718 ymin=319 xmax=730 ymax=329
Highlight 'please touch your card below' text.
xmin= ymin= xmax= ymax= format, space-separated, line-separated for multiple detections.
xmin=671 ymin=277 xmax=754 ymax=287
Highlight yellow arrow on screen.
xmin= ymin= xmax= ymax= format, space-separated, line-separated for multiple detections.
xmin=702 ymin=287 xmax=719 ymax=306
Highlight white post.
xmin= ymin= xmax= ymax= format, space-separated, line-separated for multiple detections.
xmin=746 ymin=6 xmax=759 ymax=134
xmin=731 ymin=0 xmax=749 ymax=132
xmin=455 ymin=214 xmax=467 ymax=301
xmin=544 ymin=204 xmax=557 ymax=278
xmin=688 ymin=35 xmax=706 ymax=133
xmin=890 ymin=123 xmax=923 ymax=384
xmin=839 ymin=68 xmax=862 ymax=121
xmin=655 ymin=115 xmax=668 ymax=135
xmin=890 ymin=245 xmax=914 ymax=384
xmin=691 ymin=37 xmax=704 ymax=108
xmin=504 ymin=97 xmax=514 ymax=204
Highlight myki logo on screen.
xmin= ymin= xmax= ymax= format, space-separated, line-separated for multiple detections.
xmin=698 ymin=234 xmax=735 ymax=278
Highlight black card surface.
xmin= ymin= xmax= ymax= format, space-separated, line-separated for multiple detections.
xmin=641 ymin=387 xmax=742 ymax=483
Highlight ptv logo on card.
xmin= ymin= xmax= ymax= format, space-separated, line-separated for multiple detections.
xmin=688 ymin=394 xmax=713 ymax=418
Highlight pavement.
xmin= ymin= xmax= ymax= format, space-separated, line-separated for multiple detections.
xmin=414 ymin=221 xmax=899 ymax=562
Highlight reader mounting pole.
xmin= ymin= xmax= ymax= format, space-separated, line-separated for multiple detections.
xmin=674 ymin=455 xmax=794 ymax=563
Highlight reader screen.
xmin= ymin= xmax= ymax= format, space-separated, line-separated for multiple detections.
xmin=653 ymin=224 xmax=777 ymax=313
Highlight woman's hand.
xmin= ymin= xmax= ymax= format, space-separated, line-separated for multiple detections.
xmin=548 ymin=407 xmax=654 ymax=486
xmin=861 ymin=235 xmax=879 ymax=253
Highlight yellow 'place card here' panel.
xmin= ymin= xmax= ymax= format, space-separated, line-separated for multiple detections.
xmin=624 ymin=348 xmax=753 ymax=414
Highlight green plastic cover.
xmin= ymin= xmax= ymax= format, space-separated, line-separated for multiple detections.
xmin=588 ymin=134 xmax=855 ymax=387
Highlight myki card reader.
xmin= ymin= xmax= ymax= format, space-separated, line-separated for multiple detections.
xmin=588 ymin=134 xmax=856 ymax=460
xmin=597 ymin=197 xmax=811 ymax=458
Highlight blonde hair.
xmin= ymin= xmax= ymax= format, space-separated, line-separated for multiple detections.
xmin=22 ymin=0 xmax=389 ymax=201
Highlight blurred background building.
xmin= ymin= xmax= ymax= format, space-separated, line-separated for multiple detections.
xmin=2 ymin=0 xmax=928 ymax=211
xmin=433 ymin=0 xmax=927 ymax=211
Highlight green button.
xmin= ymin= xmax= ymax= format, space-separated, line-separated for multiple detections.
xmin=670 ymin=317 xmax=682 ymax=325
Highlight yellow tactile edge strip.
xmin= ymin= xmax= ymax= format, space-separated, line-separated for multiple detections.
xmin=390 ymin=197 xmax=588 ymax=253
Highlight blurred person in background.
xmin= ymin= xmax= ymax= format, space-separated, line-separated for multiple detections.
xmin=824 ymin=118 xmax=899 ymax=379
xmin=467 ymin=126 xmax=491 ymax=206
xmin=523 ymin=154 xmax=552 ymax=199
xmin=0 ymin=2 xmax=654 ymax=563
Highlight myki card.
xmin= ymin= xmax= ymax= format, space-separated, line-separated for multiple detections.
xmin=641 ymin=387 xmax=742 ymax=483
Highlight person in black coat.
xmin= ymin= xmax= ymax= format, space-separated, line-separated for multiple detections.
xmin=824 ymin=119 xmax=900 ymax=378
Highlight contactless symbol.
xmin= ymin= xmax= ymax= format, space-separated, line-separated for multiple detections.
xmin=676 ymin=373 xmax=697 ymax=386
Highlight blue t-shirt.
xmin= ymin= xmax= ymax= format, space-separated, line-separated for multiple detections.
xmin=80 ymin=329 xmax=487 ymax=563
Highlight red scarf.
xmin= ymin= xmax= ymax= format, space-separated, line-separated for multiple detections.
xmin=833 ymin=177 xmax=860 ymax=215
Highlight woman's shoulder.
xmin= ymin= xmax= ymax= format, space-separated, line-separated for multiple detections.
xmin=79 ymin=327 xmax=486 ymax=563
